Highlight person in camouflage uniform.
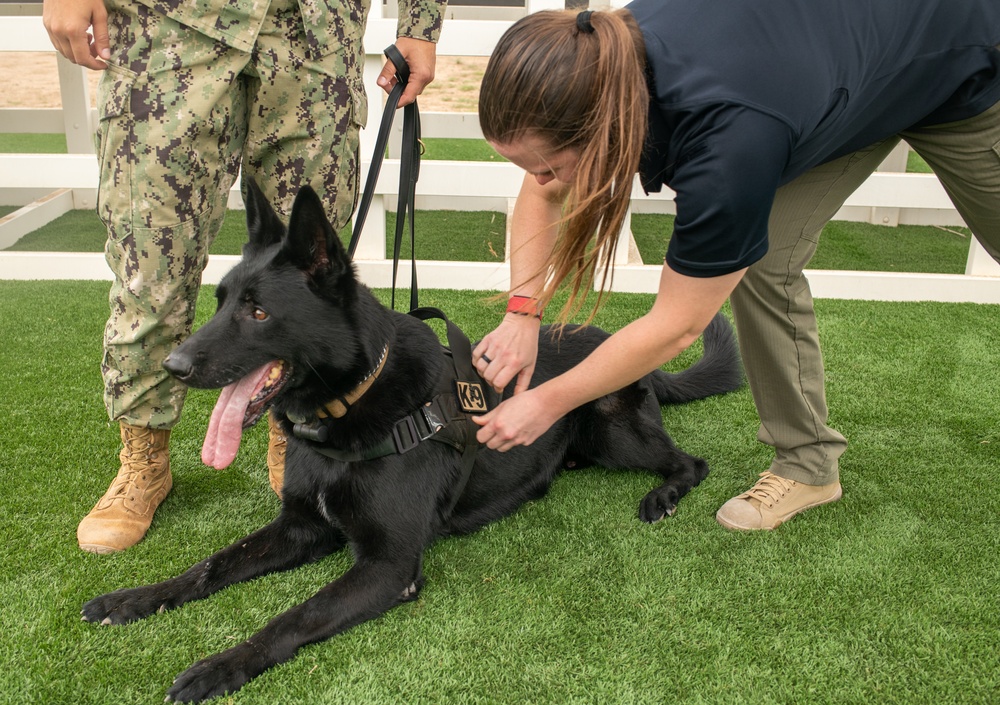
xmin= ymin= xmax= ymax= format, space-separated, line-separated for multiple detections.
xmin=42 ymin=0 xmax=446 ymax=553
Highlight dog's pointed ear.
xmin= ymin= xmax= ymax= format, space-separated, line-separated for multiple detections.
xmin=283 ymin=186 xmax=351 ymax=277
xmin=243 ymin=178 xmax=286 ymax=253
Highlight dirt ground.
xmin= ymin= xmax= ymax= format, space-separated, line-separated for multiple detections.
xmin=0 ymin=51 xmax=485 ymax=112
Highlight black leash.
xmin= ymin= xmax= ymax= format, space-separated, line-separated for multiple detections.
xmin=347 ymin=44 xmax=421 ymax=312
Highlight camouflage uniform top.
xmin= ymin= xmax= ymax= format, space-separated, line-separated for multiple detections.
xmin=132 ymin=0 xmax=446 ymax=57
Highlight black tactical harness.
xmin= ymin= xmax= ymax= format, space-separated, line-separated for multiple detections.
xmin=288 ymin=308 xmax=499 ymax=512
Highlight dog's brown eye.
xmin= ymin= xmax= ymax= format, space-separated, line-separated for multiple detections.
xmin=252 ymin=307 xmax=268 ymax=321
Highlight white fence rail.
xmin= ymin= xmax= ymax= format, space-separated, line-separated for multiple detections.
xmin=2 ymin=1 xmax=999 ymax=302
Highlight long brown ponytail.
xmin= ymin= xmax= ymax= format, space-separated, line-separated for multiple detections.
xmin=479 ymin=9 xmax=649 ymax=323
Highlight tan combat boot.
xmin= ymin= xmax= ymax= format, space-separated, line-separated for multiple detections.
xmin=77 ymin=423 xmax=172 ymax=553
xmin=266 ymin=411 xmax=286 ymax=499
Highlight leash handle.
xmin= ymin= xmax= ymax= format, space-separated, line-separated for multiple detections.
xmin=348 ymin=45 xmax=421 ymax=312
xmin=383 ymin=44 xmax=410 ymax=84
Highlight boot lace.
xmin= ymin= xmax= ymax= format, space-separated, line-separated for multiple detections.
xmin=101 ymin=428 xmax=162 ymax=508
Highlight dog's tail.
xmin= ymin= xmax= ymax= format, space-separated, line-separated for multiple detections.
xmin=648 ymin=313 xmax=743 ymax=404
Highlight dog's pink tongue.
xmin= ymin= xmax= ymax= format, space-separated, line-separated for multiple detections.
xmin=202 ymin=364 xmax=273 ymax=470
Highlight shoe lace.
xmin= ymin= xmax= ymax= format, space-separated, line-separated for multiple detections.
xmin=741 ymin=472 xmax=797 ymax=508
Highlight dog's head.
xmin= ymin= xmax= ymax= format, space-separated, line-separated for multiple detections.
xmin=164 ymin=180 xmax=383 ymax=468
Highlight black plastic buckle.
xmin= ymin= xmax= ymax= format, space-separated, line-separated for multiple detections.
xmin=391 ymin=401 xmax=446 ymax=454
xmin=420 ymin=398 xmax=449 ymax=433
xmin=392 ymin=417 xmax=421 ymax=453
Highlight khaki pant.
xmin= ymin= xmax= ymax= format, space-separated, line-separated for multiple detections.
xmin=730 ymin=98 xmax=1000 ymax=485
xmin=97 ymin=0 xmax=366 ymax=428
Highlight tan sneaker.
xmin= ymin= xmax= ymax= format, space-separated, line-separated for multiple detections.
xmin=716 ymin=471 xmax=842 ymax=531
xmin=77 ymin=423 xmax=172 ymax=553
xmin=266 ymin=411 xmax=286 ymax=499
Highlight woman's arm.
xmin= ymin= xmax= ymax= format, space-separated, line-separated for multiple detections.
xmin=473 ymin=263 xmax=746 ymax=451
xmin=473 ymin=173 xmax=569 ymax=395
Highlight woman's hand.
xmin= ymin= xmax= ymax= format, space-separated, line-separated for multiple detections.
xmin=473 ymin=313 xmax=541 ymax=395
xmin=472 ymin=387 xmax=560 ymax=451
xmin=42 ymin=0 xmax=110 ymax=70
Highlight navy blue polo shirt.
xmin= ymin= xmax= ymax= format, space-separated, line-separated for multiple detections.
xmin=626 ymin=0 xmax=1000 ymax=277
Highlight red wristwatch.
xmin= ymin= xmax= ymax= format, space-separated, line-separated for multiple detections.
xmin=506 ymin=295 xmax=543 ymax=320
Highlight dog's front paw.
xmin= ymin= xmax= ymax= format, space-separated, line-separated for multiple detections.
xmin=638 ymin=485 xmax=680 ymax=523
xmin=167 ymin=646 xmax=255 ymax=703
xmin=81 ymin=585 xmax=174 ymax=626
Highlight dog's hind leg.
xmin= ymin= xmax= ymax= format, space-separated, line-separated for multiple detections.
xmin=166 ymin=551 xmax=424 ymax=703
xmin=81 ymin=509 xmax=346 ymax=627
xmin=602 ymin=423 xmax=709 ymax=523
xmin=578 ymin=391 xmax=710 ymax=523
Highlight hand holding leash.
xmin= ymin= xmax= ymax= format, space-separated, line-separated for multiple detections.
xmin=376 ymin=37 xmax=437 ymax=107
xmin=348 ymin=42 xmax=422 ymax=311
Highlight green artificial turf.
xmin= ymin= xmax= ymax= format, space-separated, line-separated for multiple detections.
xmin=2 ymin=208 xmax=505 ymax=262
xmin=0 ymin=132 xmax=68 ymax=154
xmin=0 ymin=134 xmax=502 ymax=161
xmin=630 ymin=214 xmax=969 ymax=273
xmin=1 ymin=281 xmax=998 ymax=704
xmin=908 ymin=151 xmax=932 ymax=173
xmin=421 ymin=137 xmax=507 ymax=163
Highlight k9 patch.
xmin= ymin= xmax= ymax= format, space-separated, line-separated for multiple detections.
xmin=455 ymin=380 xmax=488 ymax=414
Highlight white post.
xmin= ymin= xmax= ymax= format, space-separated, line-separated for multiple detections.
xmin=612 ymin=208 xmax=635 ymax=265
xmin=869 ymin=141 xmax=909 ymax=226
xmin=55 ymin=54 xmax=94 ymax=156
xmin=965 ymin=239 xmax=1000 ymax=277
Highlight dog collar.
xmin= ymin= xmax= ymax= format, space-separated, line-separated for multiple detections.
xmin=286 ymin=343 xmax=389 ymax=426
xmin=320 ymin=343 xmax=389 ymax=418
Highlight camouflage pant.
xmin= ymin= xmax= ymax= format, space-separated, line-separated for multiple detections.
xmin=97 ymin=0 xmax=367 ymax=428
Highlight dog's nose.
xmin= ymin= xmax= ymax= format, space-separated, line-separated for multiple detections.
xmin=163 ymin=352 xmax=193 ymax=380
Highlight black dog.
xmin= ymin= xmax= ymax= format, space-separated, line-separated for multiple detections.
xmin=81 ymin=182 xmax=743 ymax=702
